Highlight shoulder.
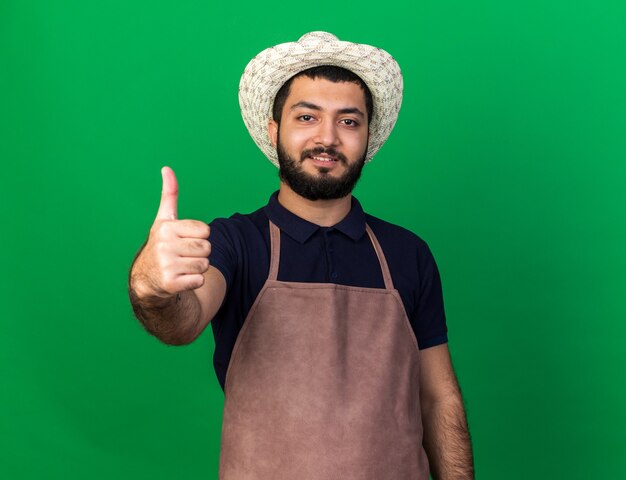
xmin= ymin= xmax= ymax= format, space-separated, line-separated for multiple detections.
xmin=210 ymin=205 xmax=268 ymax=239
xmin=209 ymin=205 xmax=271 ymax=264
xmin=365 ymin=213 xmax=431 ymax=254
xmin=364 ymin=213 xmax=440 ymax=288
xmin=208 ymin=205 xmax=270 ymax=288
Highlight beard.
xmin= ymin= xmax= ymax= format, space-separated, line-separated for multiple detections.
xmin=276 ymin=135 xmax=367 ymax=201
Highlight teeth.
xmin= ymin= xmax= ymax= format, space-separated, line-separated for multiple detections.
xmin=312 ymin=156 xmax=335 ymax=162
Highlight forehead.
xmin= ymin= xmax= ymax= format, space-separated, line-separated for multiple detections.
xmin=284 ymin=76 xmax=367 ymax=111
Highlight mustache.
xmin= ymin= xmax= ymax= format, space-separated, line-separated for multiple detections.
xmin=300 ymin=147 xmax=348 ymax=165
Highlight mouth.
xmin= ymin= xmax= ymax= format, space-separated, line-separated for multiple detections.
xmin=306 ymin=154 xmax=341 ymax=171
xmin=302 ymin=147 xmax=347 ymax=168
xmin=308 ymin=154 xmax=338 ymax=164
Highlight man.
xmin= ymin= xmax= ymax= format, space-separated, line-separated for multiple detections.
xmin=129 ymin=32 xmax=474 ymax=479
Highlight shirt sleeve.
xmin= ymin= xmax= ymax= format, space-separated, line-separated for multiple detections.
xmin=208 ymin=218 xmax=237 ymax=293
xmin=413 ymin=241 xmax=449 ymax=349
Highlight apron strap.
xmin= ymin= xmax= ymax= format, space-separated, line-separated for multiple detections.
xmin=268 ymin=220 xmax=281 ymax=281
xmin=365 ymin=223 xmax=395 ymax=290
xmin=269 ymin=220 xmax=394 ymax=290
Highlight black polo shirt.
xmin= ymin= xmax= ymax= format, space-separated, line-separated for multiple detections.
xmin=208 ymin=192 xmax=448 ymax=391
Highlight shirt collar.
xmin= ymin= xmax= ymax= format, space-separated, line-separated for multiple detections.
xmin=264 ymin=191 xmax=367 ymax=244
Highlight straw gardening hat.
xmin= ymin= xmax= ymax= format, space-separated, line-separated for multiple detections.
xmin=239 ymin=31 xmax=403 ymax=167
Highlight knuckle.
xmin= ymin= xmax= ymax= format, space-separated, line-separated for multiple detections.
xmin=179 ymin=221 xmax=209 ymax=238
xmin=192 ymin=221 xmax=210 ymax=238
xmin=188 ymin=220 xmax=209 ymax=234
xmin=190 ymin=259 xmax=204 ymax=273
xmin=160 ymin=273 xmax=176 ymax=293
xmin=189 ymin=274 xmax=205 ymax=289
xmin=160 ymin=255 xmax=179 ymax=274
xmin=161 ymin=270 xmax=175 ymax=284
xmin=154 ymin=241 xmax=170 ymax=256
xmin=151 ymin=220 xmax=164 ymax=234
xmin=198 ymin=258 xmax=210 ymax=272
xmin=160 ymin=220 xmax=178 ymax=237
xmin=186 ymin=238 xmax=210 ymax=257
xmin=197 ymin=239 xmax=211 ymax=256
xmin=183 ymin=239 xmax=196 ymax=252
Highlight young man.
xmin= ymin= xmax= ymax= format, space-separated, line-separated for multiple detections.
xmin=129 ymin=32 xmax=474 ymax=479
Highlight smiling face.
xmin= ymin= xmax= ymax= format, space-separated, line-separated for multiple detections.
xmin=268 ymin=76 xmax=370 ymax=201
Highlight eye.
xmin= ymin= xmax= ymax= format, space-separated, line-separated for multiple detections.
xmin=298 ymin=114 xmax=314 ymax=122
xmin=340 ymin=119 xmax=359 ymax=127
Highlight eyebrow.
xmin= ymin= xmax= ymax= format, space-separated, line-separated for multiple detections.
xmin=290 ymin=101 xmax=365 ymax=119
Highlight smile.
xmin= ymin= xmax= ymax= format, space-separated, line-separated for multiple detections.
xmin=309 ymin=155 xmax=337 ymax=163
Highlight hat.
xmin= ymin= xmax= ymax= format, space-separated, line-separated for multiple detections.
xmin=239 ymin=31 xmax=403 ymax=167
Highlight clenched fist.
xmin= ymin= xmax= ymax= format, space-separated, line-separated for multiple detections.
xmin=130 ymin=166 xmax=211 ymax=300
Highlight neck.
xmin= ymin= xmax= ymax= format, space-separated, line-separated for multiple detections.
xmin=277 ymin=182 xmax=353 ymax=227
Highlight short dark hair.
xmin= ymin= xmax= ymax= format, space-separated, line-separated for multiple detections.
xmin=272 ymin=65 xmax=374 ymax=125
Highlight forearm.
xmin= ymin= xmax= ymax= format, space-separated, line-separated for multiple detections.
xmin=129 ymin=286 xmax=202 ymax=345
xmin=422 ymin=394 xmax=474 ymax=479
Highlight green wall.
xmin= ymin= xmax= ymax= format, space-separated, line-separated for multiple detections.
xmin=2 ymin=0 xmax=625 ymax=478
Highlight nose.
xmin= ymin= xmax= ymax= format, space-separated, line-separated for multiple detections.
xmin=313 ymin=120 xmax=340 ymax=147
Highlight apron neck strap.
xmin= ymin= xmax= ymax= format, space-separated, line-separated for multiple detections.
xmin=269 ymin=221 xmax=281 ymax=281
xmin=365 ymin=223 xmax=395 ymax=290
xmin=268 ymin=220 xmax=395 ymax=290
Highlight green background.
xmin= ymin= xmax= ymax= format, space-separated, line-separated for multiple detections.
xmin=2 ymin=0 xmax=625 ymax=478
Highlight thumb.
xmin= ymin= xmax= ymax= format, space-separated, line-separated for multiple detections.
xmin=156 ymin=166 xmax=178 ymax=220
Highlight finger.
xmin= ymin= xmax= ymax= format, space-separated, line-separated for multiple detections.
xmin=159 ymin=269 xmax=207 ymax=294
xmin=174 ymin=257 xmax=210 ymax=275
xmin=174 ymin=273 xmax=205 ymax=292
xmin=170 ymin=220 xmax=210 ymax=239
xmin=156 ymin=166 xmax=178 ymax=220
xmin=172 ymin=238 xmax=211 ymax=258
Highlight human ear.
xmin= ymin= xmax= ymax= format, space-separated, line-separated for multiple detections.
xmin=268 ymin=119 xmax=278 ymax=147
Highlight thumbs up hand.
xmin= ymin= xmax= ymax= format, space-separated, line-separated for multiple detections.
xmin=130 ymin=167 xmax=211 ymax=300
